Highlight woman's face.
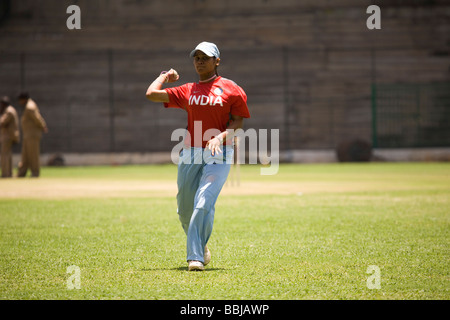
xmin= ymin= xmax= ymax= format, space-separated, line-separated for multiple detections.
xmin=193 ymin=51 xmax=219 ymax=76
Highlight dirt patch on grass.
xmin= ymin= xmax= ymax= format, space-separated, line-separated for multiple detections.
xmin=0 ymin=177 xmax=413 ymax=199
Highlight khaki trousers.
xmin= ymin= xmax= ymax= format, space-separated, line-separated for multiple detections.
xmin=1 ymin=139 xmax=13 ymax=178
xmin=18 ymin=137 xmax=41 ymax=177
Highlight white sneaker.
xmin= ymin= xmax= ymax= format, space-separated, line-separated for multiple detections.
xmin=204 ymin=246 xmax=211 ymax=266
xmin=188 ymin=260 xmax=205 ymax=271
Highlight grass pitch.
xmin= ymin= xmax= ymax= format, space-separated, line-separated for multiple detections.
xmin=0 ymin=163 xmax=448 ymax=299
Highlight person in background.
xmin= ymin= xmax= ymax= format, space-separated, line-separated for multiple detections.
xmin=17 ymin=92 xmax=48 ymax=178
xmin=0 ymin=96 xmax=20 ymax=178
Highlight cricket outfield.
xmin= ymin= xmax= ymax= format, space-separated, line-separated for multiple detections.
xmin=0 ymin=162 xmax=448 ymax=299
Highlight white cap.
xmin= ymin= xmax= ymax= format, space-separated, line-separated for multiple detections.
xmin=190 ymin=42 xmax=220 ymax=58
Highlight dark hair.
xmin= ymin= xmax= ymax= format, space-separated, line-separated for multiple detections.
xmin=1 ymin=96 xmax=11 ymax=106
xmin=18 ymin=92 xmax=30 ymax=100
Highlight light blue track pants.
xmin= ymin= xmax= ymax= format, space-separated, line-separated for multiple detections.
xmin=177 ymin=147 xmax=233 ymax=263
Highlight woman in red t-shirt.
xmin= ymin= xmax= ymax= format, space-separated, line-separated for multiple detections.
xmin=146 ymin=42 xmax=250 ymax=271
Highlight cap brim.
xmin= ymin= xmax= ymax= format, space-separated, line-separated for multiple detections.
xmin=190 ymin=49 xmax=215 ymax=58
xmin=189 ymin=49 xmax=198 ymax=58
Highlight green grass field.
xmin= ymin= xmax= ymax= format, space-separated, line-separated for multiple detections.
xmin=0 ymin=163 xmax=449 ymax=300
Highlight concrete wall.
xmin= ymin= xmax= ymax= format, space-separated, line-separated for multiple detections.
xmin=1 ymin=0 xmax=449 ymax=154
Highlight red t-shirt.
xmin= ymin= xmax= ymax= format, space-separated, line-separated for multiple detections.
xmin=164 ymin=76 xmax=250 ymax=148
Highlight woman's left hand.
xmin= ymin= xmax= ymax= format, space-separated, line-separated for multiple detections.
xmin=206 ymin=137 xmax=222 ymax=156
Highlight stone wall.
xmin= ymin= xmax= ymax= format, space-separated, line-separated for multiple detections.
xmin=0 ymin=0 xmax=449 ymax=153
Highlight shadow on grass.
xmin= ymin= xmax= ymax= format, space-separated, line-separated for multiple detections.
xmin=140 ymin=266 xmax=226 ymax=272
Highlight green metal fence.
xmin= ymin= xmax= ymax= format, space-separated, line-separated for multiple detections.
xmin=372 ymin=82 xmax=450 ymax=148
